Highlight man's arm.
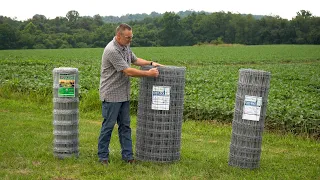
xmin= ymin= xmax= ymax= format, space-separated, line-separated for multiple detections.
xmin=122 ymin=67 xmax=159 ymax=77
xmin=132 ymin=58 xmax=163 ymax=67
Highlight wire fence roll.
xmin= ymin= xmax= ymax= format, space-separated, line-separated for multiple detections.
xmin=52 ymin=67 xmax=79 ymax=158
xmin=228 ymin=68 xmax=271 ymax=169
xmin=135 ymin=65 xmax=186 ymax=162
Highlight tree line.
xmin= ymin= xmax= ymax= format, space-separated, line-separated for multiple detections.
xmin=0 ymin=10 xmax=319 ymax=49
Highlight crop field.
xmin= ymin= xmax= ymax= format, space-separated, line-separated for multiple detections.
xmin=0 ymin=45 xmax=319 ymax=137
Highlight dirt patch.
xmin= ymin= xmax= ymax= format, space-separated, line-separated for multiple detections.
xmin=32 ymin=161 xmax=41 ymax=166
xmin=51 ymin=177 xmax=77 ymax=180
xmin=16 ymin=169 xmax=31 ymax=175
xmin=268 ymin=148 xmax=289 ymax=154
xmin=86 ymin=120 xmax=101 ymax=125
xmin=208 ymin=140 xmax=218 ymax=143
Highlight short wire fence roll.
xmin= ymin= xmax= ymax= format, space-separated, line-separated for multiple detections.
xmin=136 ymin=65 xmax=186 ymax=162
xmin=229 ymin=68 xmax=271 ymax=169
xmin=52 ymin=67 xmax=79 ymax=158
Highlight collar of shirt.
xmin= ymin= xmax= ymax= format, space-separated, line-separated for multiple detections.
xmin=113 ymin=37 xmax=128 ymax=52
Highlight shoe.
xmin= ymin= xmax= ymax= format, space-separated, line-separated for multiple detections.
xmin=100 ymin=160 xmax=109 ymax=166
xmin=127 ymin=159 xmax=135 ymax=164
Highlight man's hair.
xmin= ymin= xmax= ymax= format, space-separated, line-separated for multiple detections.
xmin=116 ymin=23 xmax=132 ymax=35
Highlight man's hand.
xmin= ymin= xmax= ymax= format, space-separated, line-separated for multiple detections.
xmin=151 ymin=62 xmax=164 ymax=67
xmin=148 ymin=68 xmax=159 ymax=77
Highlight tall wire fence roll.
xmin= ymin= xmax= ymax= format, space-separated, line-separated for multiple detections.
xmin=135 ymin=65 xmax=186 ymax=162
xmin=52 ymin=67 xmax=79 ymax=158
xmin=228 ymin=68 xmax=271 ymax=169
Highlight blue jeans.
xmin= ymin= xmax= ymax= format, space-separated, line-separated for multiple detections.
xmin=98 ymin=101 xmax=133 ymax=161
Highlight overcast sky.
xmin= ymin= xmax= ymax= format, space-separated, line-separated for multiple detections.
xmin=1 ymin=0 xmax=319 ymax=21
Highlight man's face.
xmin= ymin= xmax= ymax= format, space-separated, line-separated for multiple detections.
xmin=118 ymin=29 xmax=133 ymax=46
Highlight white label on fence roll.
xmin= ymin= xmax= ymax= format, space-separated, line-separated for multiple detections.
xmin=151 ymin=86 xmax=170 ymax=110
xmin=242 ymin=95 xmax=262 ymax=121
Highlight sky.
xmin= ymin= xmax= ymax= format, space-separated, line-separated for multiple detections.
xmin=1 ymin=0 xmax=319 ymax=21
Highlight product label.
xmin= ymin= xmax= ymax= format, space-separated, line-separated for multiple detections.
xmin=151 ymin=86 xmax=170 ymax=110
xmin=242 ymin=95 xmax=262 ymax=121
xmin=58 ymin=73 xmax=75 ymax=97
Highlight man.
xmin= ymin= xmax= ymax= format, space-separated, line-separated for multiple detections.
xmin=98 ymin=23 xmax=162 ymax=165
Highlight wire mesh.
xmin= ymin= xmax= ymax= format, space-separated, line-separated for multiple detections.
xmin=52 ymin=67 xmax=79 ymax=158
xmin=136 ymin=66 xmax=186 ymax=162
xmin=229 ymin=68 xmax=271 ymax=169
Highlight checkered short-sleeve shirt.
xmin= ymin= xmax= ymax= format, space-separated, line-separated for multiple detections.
xmin=99 ymin=37 xmax=137 ymax=102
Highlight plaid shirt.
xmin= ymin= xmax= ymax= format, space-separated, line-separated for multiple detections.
xmin=99 ymin=37 xmax=137 ymax=102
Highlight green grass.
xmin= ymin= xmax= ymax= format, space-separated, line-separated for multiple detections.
xmin=0 ymin=44 xmax=319 ymax=180
xmin=0 ymin=97 xmax=319 ymax=179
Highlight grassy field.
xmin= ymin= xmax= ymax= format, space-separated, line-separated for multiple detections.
xmin=0 ymin=45 xmax=319 ymax=178
xmin=0 ymin=96 xmax=319 ymax=179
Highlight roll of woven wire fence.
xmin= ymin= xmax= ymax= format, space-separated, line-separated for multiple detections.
xmin=135 ymin=65 xmax=186 ymax=162
xmin=52 ymin=67 xmax=79 ymax=158
xmin=228 ymin=68 xmax=271 ymax=169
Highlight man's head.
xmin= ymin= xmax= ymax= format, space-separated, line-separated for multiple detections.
xmin=115 ymin=23 xmax=133 ymax=46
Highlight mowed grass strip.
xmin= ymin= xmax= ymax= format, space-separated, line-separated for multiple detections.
xmin=0 ymin=97 xmax=319 ymax=179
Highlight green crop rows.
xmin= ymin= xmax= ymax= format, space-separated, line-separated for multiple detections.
xmin=0 ymin=45 xmax=319 ymax=137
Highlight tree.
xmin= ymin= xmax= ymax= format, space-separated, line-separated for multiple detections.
xmin=66 ymin=10 xmax=80 ymax=28
xmin=1 ymin=10 xmax=320 ymax=49
xmin=76 ymin=17 xmax=93 ymax=31
xmin=0 ymin=23 xmax=19 ymax=49
xmin=24 ymin=22 xmax=37 ymax=34
xmin=31 ymin=14 xmax=48 ymax=32
xmin=180 ymin=12 xmax=198 ymax=45
xmin=48 ymin=17 xmax=70 ymax=33
xmin=292 ymin=10 xmax=314 ymax=44
xmin=131 ymin=24 xmax=159 ymax=47
xmin=93 ymin=14 xmax=104 ymax=27
xmin=159 ymin=12 xmax=183 ymax=46
xmin=32 ymin=14 xmax=47 ymax=22
xmin=296 ymin=10 xmax=312 ymax=19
